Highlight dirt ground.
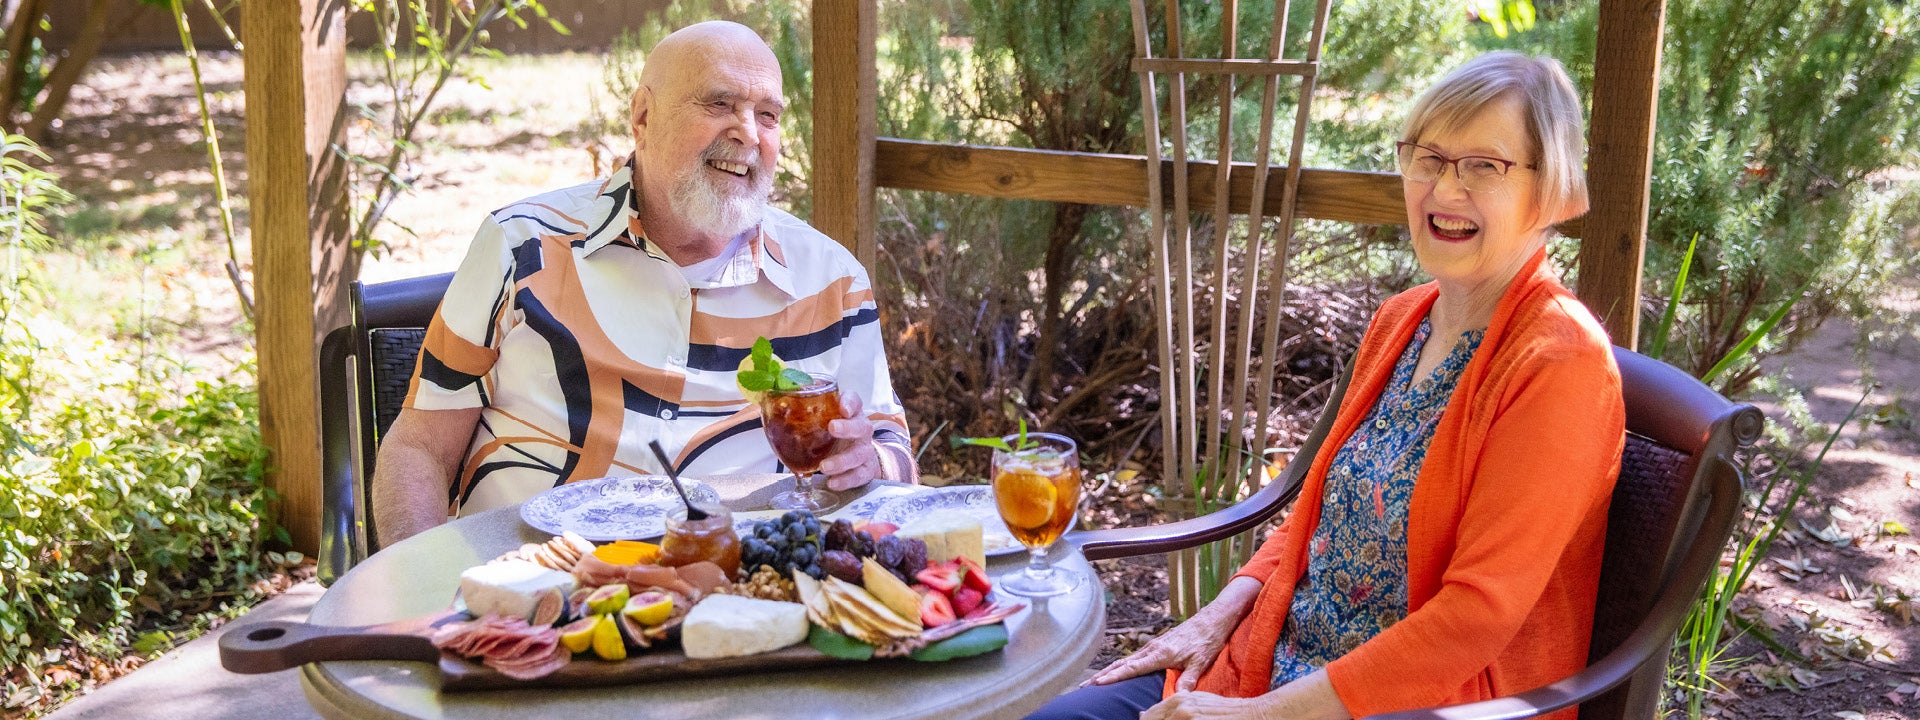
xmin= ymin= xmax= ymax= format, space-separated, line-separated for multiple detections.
xmin=34 ymin=51 xmax=1920 ymax=718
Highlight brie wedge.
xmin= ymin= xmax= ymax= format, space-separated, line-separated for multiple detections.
xmin=681 ymin=594 xmax=810 ymax=659
xmin=458 ymin=561 xmax=577 ymax=623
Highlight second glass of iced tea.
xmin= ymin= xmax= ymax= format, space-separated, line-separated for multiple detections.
xmin=992 ymin=432 xmax=1082 ymax=597
xmin=759 ymin=373 xmax=844 ymax=511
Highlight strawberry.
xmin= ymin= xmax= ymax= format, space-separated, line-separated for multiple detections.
xmin=952 ymin=586 xmax=985 ymax=616
xmin=957 ymin=557 xmax=993 ymax=594
xmin=919 ymin=590 xmax=956 ymax=627
xmin=915 ymin=562 xmax=963 ymax=594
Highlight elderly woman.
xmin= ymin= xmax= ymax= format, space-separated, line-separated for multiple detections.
xmin=1027 ymin=51 xmax=1625 ymax=720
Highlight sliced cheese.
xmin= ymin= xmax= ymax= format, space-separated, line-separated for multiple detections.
xmin=681 ymin=594 xmax=809 ymax=659
xmin=458 ymin=561 xmax=577 ymax=623
xmin=897 ymin=515 xmax=986 ymax=569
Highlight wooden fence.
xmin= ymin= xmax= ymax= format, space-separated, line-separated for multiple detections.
xmin=244 ymin=0 xmax=1661 ymax=553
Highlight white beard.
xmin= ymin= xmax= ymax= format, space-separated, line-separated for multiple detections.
xmin=670 ymin=144 xmax=772 ymax=240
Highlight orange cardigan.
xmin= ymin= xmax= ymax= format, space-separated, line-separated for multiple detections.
xmin=1181 ymin=248 xmax=1625 ymax=718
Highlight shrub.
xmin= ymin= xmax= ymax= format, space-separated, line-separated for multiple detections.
xmin=1489 ymin=0 xmax=1920 ymax=395
xmin=0 ymin=135 xmax=274 ymax=707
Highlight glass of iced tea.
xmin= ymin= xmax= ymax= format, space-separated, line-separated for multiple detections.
xmin=759 ymin=373 xmax=844 ymax=511
xmin=992 ymin=432 xmax=1082 ymax=597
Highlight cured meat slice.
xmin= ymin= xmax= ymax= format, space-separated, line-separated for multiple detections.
xmin=430 ymin=614 xmax=568 ymax=680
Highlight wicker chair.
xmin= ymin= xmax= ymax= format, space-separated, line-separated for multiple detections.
xmin=1067 ymin=347 xmax=1764 ymax=720
xmin=317 ymin=272 xmax=454 ymax=585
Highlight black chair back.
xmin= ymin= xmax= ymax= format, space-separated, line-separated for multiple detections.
xmin=1575 ymin=349 xmax=1764 ymax=720
xmin=318 ymin=272 xmax=454 ymax=585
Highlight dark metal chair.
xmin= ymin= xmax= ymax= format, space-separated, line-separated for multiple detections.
xmin=1067 ymin=347 xmax=1765 ymax=720
xmin=317 ymin=272 xmax=455 ymax=585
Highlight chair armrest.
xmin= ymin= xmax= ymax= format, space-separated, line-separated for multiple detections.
xmin=1068 ymin=363 xmax=1352 ymax=562
xmin=1362 ymin=457 xmax=1743 ymax=720
xmin=318 ymin=326 xmax=366 ymax=587
xmin=1070 ymin=472 xmax=1304 ymax=561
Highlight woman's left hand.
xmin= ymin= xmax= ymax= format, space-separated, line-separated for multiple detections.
xmin=1143 ymin=670 xmax=1349 ymax=720
xmin=1142 ymin=691 xmax=1266 ymax=720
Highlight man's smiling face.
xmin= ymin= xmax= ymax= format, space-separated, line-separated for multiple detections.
xmin=632 ymin=27 xmax=784 ymax=241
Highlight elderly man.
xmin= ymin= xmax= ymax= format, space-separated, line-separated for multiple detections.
xmin=372 ymin=21 xmax=914 ymax=546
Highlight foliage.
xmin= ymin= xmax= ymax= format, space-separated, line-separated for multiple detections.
xmin=0 ymin=134 xmax=273 ymax=711
xmin=1490 ymin=0 xmax=1920 ymax=396
xmin=342 ymin=0 xmax=567 ymax=256
xmin=164 ymin=0 xmax=250 ymax=322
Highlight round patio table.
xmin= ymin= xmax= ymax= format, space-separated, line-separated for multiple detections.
xmin=298 ymin=475 xmax=1105 ymax=720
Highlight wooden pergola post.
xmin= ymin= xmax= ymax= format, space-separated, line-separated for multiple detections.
xmin=811 ymin=0 xmax=878 ymax=268
xmin=1578 ymin=0 xmax=1666 ymax=349
xmin=243 ymin=0 xmax=353 ymax=554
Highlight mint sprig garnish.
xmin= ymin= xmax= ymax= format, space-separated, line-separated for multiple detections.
xmin=738 ymin=337 xmax=811 ymax=393
xmin=955 ymin=418 xmax=1038 ymax=452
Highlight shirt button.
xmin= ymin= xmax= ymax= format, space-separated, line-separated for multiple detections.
xmin=1375 ymin=418 xmax=1388 ymax=430
xmin=660 ymin=409 xmax=676 ymax=420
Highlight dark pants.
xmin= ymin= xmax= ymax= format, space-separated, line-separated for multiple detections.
xmin=1023 ymin=671 xmax=1168 ymax=720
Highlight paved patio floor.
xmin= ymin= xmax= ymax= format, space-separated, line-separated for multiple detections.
xmin=45 ymin=581 xmax=325 ymax=720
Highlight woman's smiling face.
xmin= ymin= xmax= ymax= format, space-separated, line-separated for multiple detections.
xmin=1402 ymin=93 xmax=1553 ymax=293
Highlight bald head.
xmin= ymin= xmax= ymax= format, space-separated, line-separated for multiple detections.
xmin=639 ymin=21 xmax=780 ymax=90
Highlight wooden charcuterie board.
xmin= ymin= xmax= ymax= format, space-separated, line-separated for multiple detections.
xmin=219 ymin=610 xmax=855 ymax=691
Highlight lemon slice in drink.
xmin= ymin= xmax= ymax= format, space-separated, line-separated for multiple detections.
xmin=735 ymin=351 xmax=784 ymax=404
xmin=995 ymin=470 xmax=1057 ymax=530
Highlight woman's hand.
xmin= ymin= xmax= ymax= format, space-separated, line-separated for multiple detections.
xmin=1143 ymin=670 xmax=1348 ymax=720
xmin=1086 ymin=576 xmax=1263 ymax=689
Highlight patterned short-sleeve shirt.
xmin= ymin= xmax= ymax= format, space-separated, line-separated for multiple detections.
xmin=406 ymin=156 xmax=911 ymax=515
xmin=1271 ymin=318 xmax=1483 ymax=687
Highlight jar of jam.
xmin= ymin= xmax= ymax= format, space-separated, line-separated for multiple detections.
xmin=658 ymin=503 xmax=742 ymax=579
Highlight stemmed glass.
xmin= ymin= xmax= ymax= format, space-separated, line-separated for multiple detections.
xmin=991 ymin=432 xmax=1082 ymax=597
xmin=759 ymin=373 xmax=844 ymax=511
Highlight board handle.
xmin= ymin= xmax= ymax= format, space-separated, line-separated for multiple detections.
xmin=219 ymin=619 xmax=442 ymax=674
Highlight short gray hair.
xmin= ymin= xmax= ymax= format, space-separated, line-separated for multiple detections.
xmin=1401 ymin=51 xmax=1589 ymax=226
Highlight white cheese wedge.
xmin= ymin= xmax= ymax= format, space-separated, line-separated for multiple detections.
xmin=681 ymin=594 xmax=810 ymax=659
xmin=897 ymin=515 xmax=986 ymax=569
xmin=457 ymin=561 xmax=576 ymax=623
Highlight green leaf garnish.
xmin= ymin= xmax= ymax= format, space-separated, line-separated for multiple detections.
xmin=777 ymin=368 xmax=814 ymax=391
xmin=738 ymin=337 xmax=785 ymax=393
xmin=956 ymin=418 xmax=1039 ymax=452
xmin=750 ymin=337 xmax=779 ymax=374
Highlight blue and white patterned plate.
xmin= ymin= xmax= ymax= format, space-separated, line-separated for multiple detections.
xmin=519 ymin=475 xmax=721 ymax=541
xmin=873 ymin=485 xmax=1024 ymax=557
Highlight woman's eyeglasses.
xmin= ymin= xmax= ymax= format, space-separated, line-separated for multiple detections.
xmin=1395 ymin=141 xmax=1535 ymax=193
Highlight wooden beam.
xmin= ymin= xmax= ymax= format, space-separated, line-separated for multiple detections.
xmin=1580 ymin=0 xmax=1665 ymax=348
xmin=1131 ymin=57 xmax=1316 ymax=77
xmin=875 ymin=138 xmax=1585 ymax=236
xmin=243 ymin=0 xmax=353 ymax=554
xmin=811 ymin=0 xmax=877 ymax=269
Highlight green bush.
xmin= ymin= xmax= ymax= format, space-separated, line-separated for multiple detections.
xmin=0 ymin=134 xmax=274 ymax=702
xmin=1489 ymin=0 xmax=1920 ymax=395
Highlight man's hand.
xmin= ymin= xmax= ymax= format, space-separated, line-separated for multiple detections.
xmin=1086 ymin=576 xmax=1264 ymax=689
xmin=818 ymin=391 xmax=883 ymax=491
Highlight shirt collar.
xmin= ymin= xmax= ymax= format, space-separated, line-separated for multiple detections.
xmin=580 ymin=156 xmax=653 ymax=258
xmin=581 ymin=154 xmax=796 ymax=300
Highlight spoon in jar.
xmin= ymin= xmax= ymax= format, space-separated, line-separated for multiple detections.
xmin=647 ymin=440 xmax=709 ymax=521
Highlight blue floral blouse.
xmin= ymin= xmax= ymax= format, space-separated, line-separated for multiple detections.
xmin=1271 ymin=318 xmax=1484 ymax=688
